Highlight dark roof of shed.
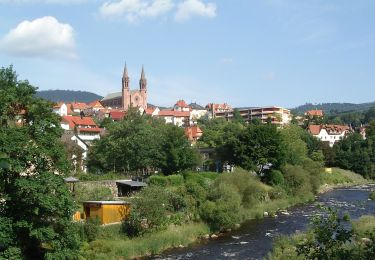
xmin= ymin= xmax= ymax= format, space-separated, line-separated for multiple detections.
xmin=64 ymin=176 xmax=79 ymax=182
xmin=116 ymin=180 xmax=147 ymax=187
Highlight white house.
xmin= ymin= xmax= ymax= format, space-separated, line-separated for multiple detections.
xmin=158 ymin=110 xmax=191 ymax=127
xmin=189 ymin=102 xmax=208 ymax=124
xmin=308 ymin=124 xmax=352 ymax=147
xmin=53 ymin=102 xmax=68 ymax=116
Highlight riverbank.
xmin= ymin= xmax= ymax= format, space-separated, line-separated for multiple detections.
xmin=80 ymin=168 xmax=369 ymax=259
xmin=267 ymin=214 xmax=375 ymax=259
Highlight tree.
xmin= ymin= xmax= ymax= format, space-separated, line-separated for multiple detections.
xmin=232 ymin=108 xmax=245 ymax=124
xmin=158 ymin=124 xmax=200 ymax=175
xmin=364 ymin=107 xmax=375 ymax=123
xmin=297 ymin=207 xmax=354 ymax=259
xmin=0 ymin=66 xmax=80 ymax=259
xmin=216 ymin=123 xmax=285 ymax=173
xmin=280 ymin=125 xmax=308 ymax=165
xmin=88 ymin=108 xmax=199 ymax=175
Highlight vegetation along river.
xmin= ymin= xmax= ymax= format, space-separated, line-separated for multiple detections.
xmin=155 ymin=184 xmax=375 ymax=260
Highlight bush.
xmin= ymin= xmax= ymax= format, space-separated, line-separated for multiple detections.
xmin=123 ymin=185 xmax=169 ymax=236
xmin=265 ymin=170 xmax=285 ymax=186
xmin=148 ymin=175 xmax=168 ymax=186
xmin=74 ymin=184 xmax=113 ymax=203
xmin=82 ymin=217 xmax=101 ymax=242
xmin=282 ymin=165 xmax=313 ymax=197
xmin=183 ymin=172 xmax=214 ymax=188
xmin=268 ymin=186 xmax=287 ymax=200
xmin=148 ymin=174 xmax=184 ymax=186
xmin=370 ymin=191 xmax=375 ymax=201
xmin=200 ymin=183 xmax=242 ymax=231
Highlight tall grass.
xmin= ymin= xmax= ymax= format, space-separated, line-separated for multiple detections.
xmin=320 ymin=168 xmax=368 ymax=186
xmin=352 ymin=215 xmax=375 ymax=237
xmin=81 ymin=223 xmax=210 ymax=259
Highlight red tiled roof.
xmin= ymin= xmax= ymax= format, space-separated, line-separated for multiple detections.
xmin=62 ymin=116 xmax=98 ymax=129
xmin=78 ymin=127 xmax=102 ymax=133
xmin=71 ymin=102 xmax=88 ymax=110
xmin=308 ymin=125 xmax=321 ymax=135
xmin=309 ymin=124 xmax=350 ymax=135
xmin=88 ymin=100 xmax=104 ymax=109
xmin=305 ymin=110 xmax=324 ymax=117
xmin=185 ymin=126 xmax=203 ymax=141
xmin=145 ymin=107 xmax=156 ymax=115
xmin=175 ymin=99 xmax=190 ymax=108
xmin=205 ymin=103 xmax=232 ymax=112
xmin=158 ymin=110 xmax=190 ymax=117
xmin=110 ymin=111 xmax=126 ymax=120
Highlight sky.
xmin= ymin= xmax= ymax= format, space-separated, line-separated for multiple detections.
xmin=0 ymin=0 xmax=374 ymax=108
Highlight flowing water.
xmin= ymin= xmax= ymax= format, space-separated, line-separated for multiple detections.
xmin=155 ymin=184 xmax=375 ymax=260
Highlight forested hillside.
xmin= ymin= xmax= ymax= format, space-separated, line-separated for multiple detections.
xmin=36 ymin=90 xmax=103 ymax=103
xmin=293 ymin=102 xmax=375 ymax=115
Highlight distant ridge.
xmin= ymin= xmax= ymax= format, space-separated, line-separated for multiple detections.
xmin=293 ymin=101 xmax=375 ymax=115
xmin=36 ymin=90 xmax=103 ymax=103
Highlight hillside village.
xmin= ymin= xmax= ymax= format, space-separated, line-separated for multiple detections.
xmin=49 ymin=65 xmax=369 ymax=176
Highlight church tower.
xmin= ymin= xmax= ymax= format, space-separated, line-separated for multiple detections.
xmin=122 ymin=63 xmax=130 ymax=109
xmin=139 ymin=65 xmax=148 ymax=110
xmin=121 ymin=63 xmax=148 ymax=111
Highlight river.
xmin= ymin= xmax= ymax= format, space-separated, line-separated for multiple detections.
xmin=155 ymin=184 xmax=375 ymax=260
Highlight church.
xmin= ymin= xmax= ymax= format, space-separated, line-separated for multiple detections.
xmin=101 ymin=64 xmax=148 ymax=110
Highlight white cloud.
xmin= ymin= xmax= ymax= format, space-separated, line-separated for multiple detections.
xmin=99 ymin=0 xmax=174 ymax=23
xmin=0 ymin=16 xmax=76 ymax=59
xmin=175 ymin=0 xmax=216 ymax=22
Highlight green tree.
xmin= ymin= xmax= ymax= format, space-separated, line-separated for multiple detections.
xmin=364 ymin=107 xmax=375 ymax=123
xmin=0 ymin=66 xmax=80 ymax=259
xmin=158 ymin=124 xmax=199 ymax=175
xmin=232 ymin=108 xmax=245 ymax=124
xmin=280 ymin=125 xmax=308 ymax=165
xmin=297 ymin=207 xmax=354 ymax=259
xmin=88 ymin=108 xmax=199 ymax=175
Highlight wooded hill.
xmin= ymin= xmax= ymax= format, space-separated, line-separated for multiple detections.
xmin=293 ymin=102 xmax=375 ymax=115
xmin=36 ymin=90 xmax=103 ymax=103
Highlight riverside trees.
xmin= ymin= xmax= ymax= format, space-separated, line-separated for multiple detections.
xmin=0 ymin=66 xmax=81 ymax=258
xmin=87 ymin=109 xmax=199 ymax=175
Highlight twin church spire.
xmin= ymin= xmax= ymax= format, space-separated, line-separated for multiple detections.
xmin=122 ymin=63 xmax=148 ymax=111
xmin=122 ymin=63 xmax=147 ymax=91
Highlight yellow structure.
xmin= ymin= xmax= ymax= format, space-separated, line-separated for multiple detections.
xmin=83 ymin=201 xmax=130 ymax=225
xmin=325 ymin=168 xmax=333 ymax=173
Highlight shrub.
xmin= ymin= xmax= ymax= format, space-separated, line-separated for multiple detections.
xmin=74 ymin=184 xmax=113 ymax=203
xmin=148 ymin=175 xmax=168 ymax=186
xmin=265 ymin=170 xmax=285 ymax=186
xmin=282 ymin=165 xmax=312 ymax=197
xmin=168 ymin=174 xmax=185 ymax=186
xmin=268 ymin=186 xmax=287 ymax=200
xmin=200 ymin=183 xmax=242 ymax=231
xmin=148 ymin=174 xmax=184 ymax=186
xmin=83 ymin=217 xmax=101 ymax=242
xmin=123 ymin=185 xmax=169 ymax=236
xmin=370 ymin=191 xmax=375 ymax=201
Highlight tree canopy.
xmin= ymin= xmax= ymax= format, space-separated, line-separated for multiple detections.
xmin=0 ymin=66 xmax=80 ymax=259
xmin=87 ymin=108 xmax=199 ymax=175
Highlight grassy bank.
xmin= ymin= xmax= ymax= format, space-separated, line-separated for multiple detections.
xmin=81 ymin=222 xmax=209 ymax=259
xmin=79 ymin=168 xmax=368 ymax=259
xmin=319 ymin=168 xmax=369 ymax=193
xmin=267 ymin=214 xmax=375 ymax=260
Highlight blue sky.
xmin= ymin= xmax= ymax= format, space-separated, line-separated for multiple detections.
xmin=0 ymin=0 xmax=374 ymax=108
